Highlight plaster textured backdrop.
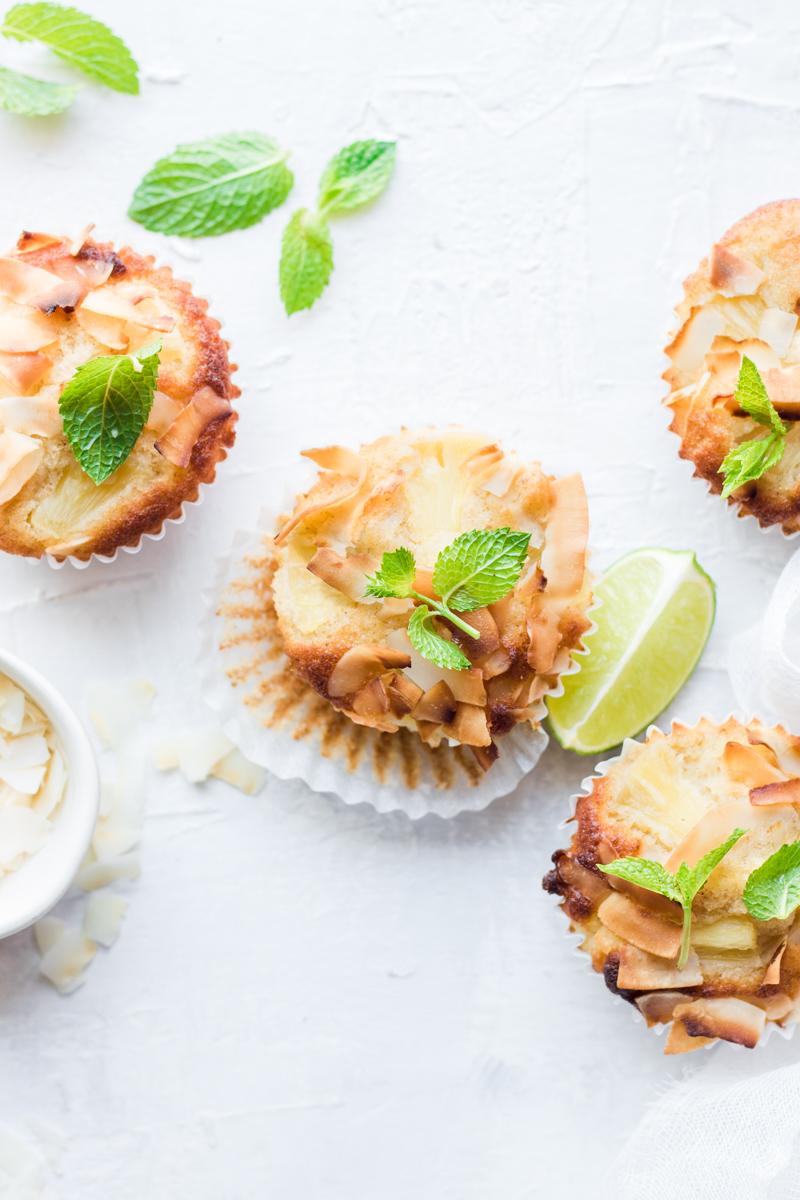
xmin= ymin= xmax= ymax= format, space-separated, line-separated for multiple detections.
xmin=0 ymin=0 xmax=797 ymax=1195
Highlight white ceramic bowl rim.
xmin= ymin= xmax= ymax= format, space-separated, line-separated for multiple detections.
xmin=0 ymin=650 xmax=99 ymax=939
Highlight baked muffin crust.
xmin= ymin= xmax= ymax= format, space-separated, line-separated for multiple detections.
xmin=545 ymin=718 xmax=800 ymax=1052
xmin=0 ymin=230 xmax=237 ymax=560
xmin=665 ymin=200 xmax=800 ymax=533
xmin=271 ymin=429 xmax=592 ymax=768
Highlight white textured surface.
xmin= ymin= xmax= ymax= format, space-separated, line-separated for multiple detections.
xmin=0 ymin=0 xmax=798 ymax=1194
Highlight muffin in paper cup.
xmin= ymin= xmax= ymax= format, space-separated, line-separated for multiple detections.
xmin=0 ymin=228 xmax=237 ymax=565
xmin=664 ymin=200 xmax=800 ymax=535
xmin=199 ymin=428 xmax=594 ymax=818
xmin=544 ymin=717 xmax=800 ymax=1053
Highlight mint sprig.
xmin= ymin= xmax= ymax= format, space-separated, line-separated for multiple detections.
xmin=3 ymin=3 xmax=139 ymax=94
xmin=598 ymin=828 xmax=746 ymax=968
xmin=129 ymin=133 xmax=294 ymax=238
xmin=280 ymin=138 xmax=396 ymax=315
xmin=59 ymin=342 xmax=161 ymax=484
xmin=364 ymin=527 xmax=530 ymax=672
xmin=0 ymin=61 xmax=76 ymax=113
xmin=720 ymin=356 xmax=788 ymax=499
xmin=743 ymin=841 xmax=800 ymax=922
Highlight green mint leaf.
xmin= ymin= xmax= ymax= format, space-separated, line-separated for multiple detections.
xmin=432 ymin=527 xmax=531 ymax=612
xmin=3 ymin=3 xmax=138 ymax=94
xmin=128 ymin=132 xmax=293 ymax=238
xmin=318 ymin=139 xmax=397 ymax=216
xmin=736 ymin=355 xmax=786 ymax=434
xmin=279 ymin=208 xmax=333 ymax=315
xmin=678 ymin=827 xmax=746 ymax=903
xmin=59 ymin=342 xmax=160 ymax=484
xmin=364 ymin=547 xmax=416 ymax=599
xmin=0 ymin=63 xmax=76 ymax=114
xmin=597 ymin=857 xmax=681 ymax=903
xmin=720 ymin=430 xmax=786 ymax=499
xmin=407 ymin=604 xmax=471 ymax=671
xmin=743 ymin=841 xmax=800 ymax=921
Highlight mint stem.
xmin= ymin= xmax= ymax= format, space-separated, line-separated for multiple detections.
xmin=677 ymin=904 xmax=692 ymax=970
xmin=410 ymin=591 xmax=480 ymax=640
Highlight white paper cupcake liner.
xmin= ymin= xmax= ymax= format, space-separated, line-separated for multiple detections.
xmin=546 ymin=725 xmax=798 ymax=1054
xmin=197 ymin=521 xmax=566 ymax=820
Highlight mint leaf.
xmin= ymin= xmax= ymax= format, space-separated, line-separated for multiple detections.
xmin=736 ymin=355 xmax=786 ymax=434
xmin=318 ymin=139 xmax=397 ymax=216
xmin=279 ymin=208 xmax=333 ymax=315
xmin=677 ymin=828 xmax=745 ymax=902
xmin=597 ymin=857 xmax=681 ymax=902
xmin=365 ymin=547 xmax=415 ymax=599
xmin=3 ymin=3 xmax=138 ymax=94
xmin=432 ymin=527 xmax=531 ymax=612
xmin=0 ymin=63 xmax=76 ymax=114
xmin=407 ymin=604 xmax=471 ymax=672
xmin=743 ymin=841 xmax=800 ymax=921
xmin=720 ymin=430 xmax=786 ymax=499
xmin=128 ymin=133 xmax=293 ymax=238
xmin=59 ymin=342 xmax=160 ymax=484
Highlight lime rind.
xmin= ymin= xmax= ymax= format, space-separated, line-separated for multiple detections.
xmin=546 ymin=548 xmax=715 ymax=755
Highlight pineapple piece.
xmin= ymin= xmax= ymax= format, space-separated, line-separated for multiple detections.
xmin=617 ymin=740 xmax=707 ymax=849
xmin=692 ymin=917 xmax=757 ymax=953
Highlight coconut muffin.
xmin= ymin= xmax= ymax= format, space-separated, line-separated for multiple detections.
xmin=271 ymin=428 xmax=592 ymax=771
xmin=544 ymin=717 xmax=800 ymax=1053
xmin=665 ymin=200 xmax=800 ymax=532
xmin=0 ymin=229 xmax=237 ymax=560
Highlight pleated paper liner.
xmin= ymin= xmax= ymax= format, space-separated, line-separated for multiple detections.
xmin=198 ymin=528 xmax=551 ymax=820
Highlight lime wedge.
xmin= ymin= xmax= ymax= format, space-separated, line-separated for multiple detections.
xmin=546 ymin=548 xmax=715 ymax=754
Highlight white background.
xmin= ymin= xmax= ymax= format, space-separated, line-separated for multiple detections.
xmin=0 ymin=0 xmax=798 ymax=1194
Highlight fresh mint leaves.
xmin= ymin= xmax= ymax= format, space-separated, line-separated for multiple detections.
xmin=0 ymin=61 xmax=75 ymax=113
xmin=129 ymin=133 xmax=294 ymax=238
xmin=599 ymin=828 xmax=746 ymax=968
xmin=365 ymin=528 xmax=530 ymax=672
xmin=280 ymin=138 xmax=396 ymax=314
xmin=318 ymin=140 xmax=397 ymax=216
xmin=59 ymin=342 xmax=160 ymax=484
xmin=743 ymin=841 xmax=800 ymax=922
xmin=3 ymin=3 xmax=139 ymax=93
xmin=279 ymin=208 xmax=333 ymax=315
xmin=720 ymin=356 xmax=789 ymax=498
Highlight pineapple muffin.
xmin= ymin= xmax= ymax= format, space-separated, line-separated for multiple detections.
xmin=0 ymin=229 xmax=237 ymax=561
xmin=544 ymin=718 xmax=800 ymax=1053
xmin=271 ymin=428 xmax=592 ymax=771
xmin=665 ymin=200 xmax=800 ymax=532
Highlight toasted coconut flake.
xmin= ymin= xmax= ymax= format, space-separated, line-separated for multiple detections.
xmin=413 ymin=680 xmax=457 ymax=724
xmin=16 ymin=231 xmax=61 ymax=255
xmin=0 ymin=387 xmax=60 ymax=438
xmin=0 ymin=256 xmax=83 ymax=313
xmin=0 ymin=306 xmax=58 ymax=353
xmin=327 ymin=644 xmax=411 ymax=699
xmin=351 ymin=677 xmax=390 ymax=719
xmin=666 ymin=305 xmax=725 ymax=376
xmin=79 ymin=282 xmax=175 ymax=332
xmin=74 ymin=306 xmax=127 ymax=351
xmin=615 ymin=944 xmax=703 ymax=990
xmin=763 ymin=938 xmax=787 ymax=987
xmin=709 ymin=243 xmax=766 ymax=297
xmin=385 ymin=672 xmax=424 ymax=717
xmin=69 ymin=223 xmax=95 ymax=257
xmin=635 ymin=990 xmax=689 ymax=1026
xmin=307 ymin=547 xmax=377 ymax=602
xmin=750 ymin=778 xmax=800 ymax=807
xmin=274 ymin=445 xmax=366 ymax=545
xmin=663 ymin=1021 xmax=715 ymax=1055
xmin=597 ymin=892 xmax=682 ymax=959
xmin=155 ymin=386 xmax=231 ymax=469
xmin=471 ymin=742 xmax=499 ymax=771
xmin=145 ymin=390 xmax=183 ymax=435
xmin=553 ymin=853 xmax=611 ymax=906
xmin=672 ymin=997 xmax=765 ymax=1048
xmin=0 ymin=431 xmax=42 ymax=506
xmin=0 ymin=350 xmax=50 ymax=393
xmin=664 ymin=797 xmax=769 ymax=872
xmin=753 ymin=992 xmax=794 ymax=1021
xmin=457 ymin=607 xmax=501 ymax=663
xmin=760 ymin=364 xmax=800 ymax=416
xmin=758 ymin=307 xmax=798 ymax=357
xmin=723 ymin=740 xmax=786 ymax=788
xmin=447 ymin=667 xmax=487 ymax=706
xmin=442 ymin=702 xmax=491 ymax=747
xmin=540 ymin=474 xmax=589 ymax=598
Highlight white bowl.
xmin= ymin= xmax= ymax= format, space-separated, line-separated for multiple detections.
xmin=0 ymin=650 xmax=99 ymax=939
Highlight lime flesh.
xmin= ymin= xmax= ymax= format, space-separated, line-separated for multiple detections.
xmin=546 ymin=548 xmax=715 ymax=755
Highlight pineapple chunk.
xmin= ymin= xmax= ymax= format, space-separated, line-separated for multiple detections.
xmin=692 ymin=917 xmax=757 ymax=953
xmin=617 ymin=740 xmax=707 ymax=849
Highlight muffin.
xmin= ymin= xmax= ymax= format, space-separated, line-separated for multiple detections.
xmin=665 ymin=200 xmax=800 ymax=532
xmin=544 ymin=717 xmax=800 ymax=1052
xmin=271 ymin=428 xmax=592 ymax=771
xmin=0 ymin=229 xmax=237 ymax=561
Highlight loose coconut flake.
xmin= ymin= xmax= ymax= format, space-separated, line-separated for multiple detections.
xmin=83 ymin=891 xmax=127 ymax=947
